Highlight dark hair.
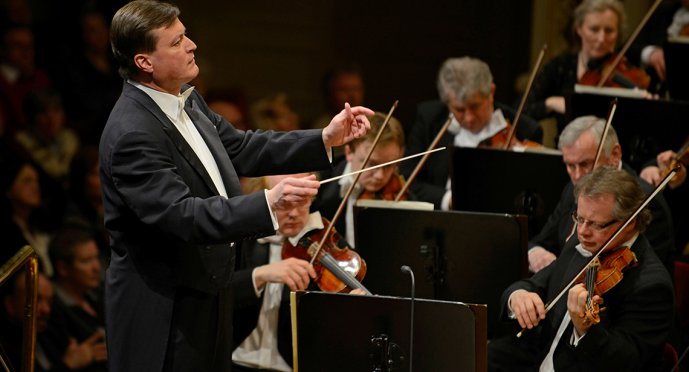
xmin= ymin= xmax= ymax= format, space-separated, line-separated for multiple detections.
xmin=110 ymin=0 xmax=180 ymax=80
xmin=48 ymin=228 xmax=95 ymax=273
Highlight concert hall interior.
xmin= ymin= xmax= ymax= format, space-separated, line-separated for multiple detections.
xmin=1 ymin=0 xmax=688 ymax=371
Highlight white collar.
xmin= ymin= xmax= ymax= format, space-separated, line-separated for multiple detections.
xmin=129 ymin=80 xmax=195 ymax=120
xmin=449 ymin=108 xmax=508 ymax=148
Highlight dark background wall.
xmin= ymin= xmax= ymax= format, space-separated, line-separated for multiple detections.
xmin=174 ymin=0 xmax=533 ymax=130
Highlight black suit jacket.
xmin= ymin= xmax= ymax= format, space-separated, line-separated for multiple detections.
xmin=401 ymin=100 xmax=543 ymax=208
xmin=232 ymin=240 xmax=293 ymax=367
xmin=99 ymin=82 xmax=331 ymax=372
xmin=496 ymin=236 xmax=674 ymax=371
xmin=529 ymin=164 xmax=675 ymax=270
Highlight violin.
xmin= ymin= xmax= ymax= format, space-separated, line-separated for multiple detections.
xmin=579 ymin=53 xmax=650 ymax=90
xmin=358 ymin=171 xmax=408 ymax=201
xmin=580 ymin=246 xmax=638 ymax=324
xmin=281 ymin=217 xmax=368 ymax=293
xmin=478 ymin=122 xmax=543 ymax=150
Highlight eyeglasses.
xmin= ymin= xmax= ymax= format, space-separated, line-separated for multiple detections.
xmin=571 ymin=212 xmax=618 ymax=232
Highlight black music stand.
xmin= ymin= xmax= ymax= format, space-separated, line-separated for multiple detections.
xmin=566 ymin=91 xmax=689 ymax=171
xmin=450 ymin=146 xmax=569 ymax=238
xmin=290 ymin=291 xmax=487 ymax=372
xmin=665 ymin=38 xmax=689 ymax=102
xmin=353 ymin=207 xmax=527 ymax=338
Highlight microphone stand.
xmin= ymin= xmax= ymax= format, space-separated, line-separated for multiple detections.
xmin=401 ymin=265 xmax=415 ymax=372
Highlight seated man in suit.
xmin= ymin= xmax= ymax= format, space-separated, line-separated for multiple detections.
xmin=489 ymin=167 xmax=675 ymax=372
xmin=315 ymin=112 xmax=406 ymax=247
xmin=401 ymin=56 xmax=543 ymax=210
xmin=528 ymin=116 xmax=674 ymax=273
xmin=232 ymin=173 xmax=364 ymax=371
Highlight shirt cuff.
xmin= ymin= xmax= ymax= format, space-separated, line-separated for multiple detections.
xmin=528 ymin=245 xmax=545 ymax=253
xmin=263 ymin=190 xmax=279 ymax=230
xmin=251 ymin=268 xmax=265 ymax=297
xmin=507 ymin=292 xmax=517 ymax=319
xmin=641 ymin=45 xmax=659 ymax=65
xmin=570 ymin=327 xmax=586 ymax=346
xmin=325 ymin=146 xmax=333 ymax=163
xmin=441 ymin=190 xmax=452 ymax=211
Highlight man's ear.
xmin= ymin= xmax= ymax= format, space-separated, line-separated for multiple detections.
xmin=134 ymin=53 xmax=153 ymax=73
xmin=344 ymin=144 xmax=353 ymax=162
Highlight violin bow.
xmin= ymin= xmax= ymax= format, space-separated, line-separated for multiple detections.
xmin=504 ymin=44 xmax=548 ymax=150
xmin=597 ymin=0 xmax=663 ymax=87
xmin=592 ymin=98 xmax=617 ymax=169
xmin=517 ymin=165 xmax=680 ymax=337
xmin=309 ymin=101 xmax=398 ymax=269
xmin=319 ymin=147 xmax=446 ymax=185
xmin=394 ymin=116 xmax=452 ymax=201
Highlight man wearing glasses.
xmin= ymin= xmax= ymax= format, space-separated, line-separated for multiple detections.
xmin=488 ymin=167 xmax=675 ymax=372
xmin=527 ymin=116 xmax=674 ymax=273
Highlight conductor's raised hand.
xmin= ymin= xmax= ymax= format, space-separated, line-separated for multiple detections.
xmin=322 ymin=102 xmax=374 ymax=148
xmin=509 ymin=289 xmax=546 ymax=330
xmin=266 ymin=174 xmax=320 ymax=212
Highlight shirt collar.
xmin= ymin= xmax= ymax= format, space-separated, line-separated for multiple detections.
xmin=257 ymin=211 xmax=325 ymax=246
xmin=450 ymin=108 xmax=508 ymax=148
xmin=338 ymin=161 xmax=363 ymax=198
xmin=129 ymin=80 xmax=195 ymax=120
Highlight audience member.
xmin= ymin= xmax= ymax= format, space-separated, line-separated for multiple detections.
xmin=312 ymin=63 xmax=365 ymax=129
xmin=1 ymin=270 xmax=107 ymax=371
xmin=46 ymin=228 xmax=107 ymax=372
xmin=0 ymin=24 xmax=52 ymax=137
xmin=60 ymin=8 xmax=121 ymax=145
xmin=206 ymin=87 xmax=252 ymax=131
xmin=0 ymin=159 xmax=54 ymax=276
xmin=15 ymin=88 xmax=80 ymax=184
xmin=251 ymin=92 xmax=301 ymax=131
xmin=63 ymin=145 xmax=108 ymax=259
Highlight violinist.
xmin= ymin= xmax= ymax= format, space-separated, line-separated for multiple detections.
xmin=525 ymin=0 xmax=652 ymax=133
xmin=488 ymin=167 xmax=674 ymax=372
xmin=401 ymin=56 xmax=543 ymax=210
xmin=232 ymin=173 xmax=364 ymax=372
xmin=629 ymin=0 xmax=689 ymax=85
xmin=528 ymin=116 xmax=675 ymax=274
xmin=314 ymin=112 xmax=407 ymax=247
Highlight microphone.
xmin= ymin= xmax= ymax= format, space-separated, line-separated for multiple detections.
xmin=400 ymin=265 xmax=415 ymax=372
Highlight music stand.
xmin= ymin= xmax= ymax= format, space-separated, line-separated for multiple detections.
xmin=353 ymin=207 xmax=527 ymax=338
xmin=664 ymin=37 xmax=689 ymax=102
xmin=290 ymin=291 xmax=487 ymax=372
xmin=450 ymin=146 xmax=570 ymax=238
xmin=567 ymin=91 xmax=689 ymax=171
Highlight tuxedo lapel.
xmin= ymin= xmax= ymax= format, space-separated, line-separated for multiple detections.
xmin=186 ymin=100 xmax=242 ymax=197
xmin=124 ymin=84 xmax=220 ymax=196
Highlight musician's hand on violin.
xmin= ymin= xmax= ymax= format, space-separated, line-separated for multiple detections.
xmin=648 ymin=47 xmax=666 ymax=81
xmin=568 ymin=284 xmax=603 ymax=337
xmin=254 ymin=258 xmax=316 ymax=292
xmin=528 ymin=247 xmax=557 ymax=273
xmin=639 ymin=165 xmax=662 ymax=187
xmin=509 ymin=289 xmax=546 ymax=330
xmin=322 ymin=103 xmax=374 ymax=148
xmin=349 ymin=288 xmax=368 ymax=296
xmin=657 ymin=150 xmax=687 ymax=188
xmin=266 ymin=175 xmax=320 ymax=212
xmin=545 ymin=96 xmax=565 ymax=114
